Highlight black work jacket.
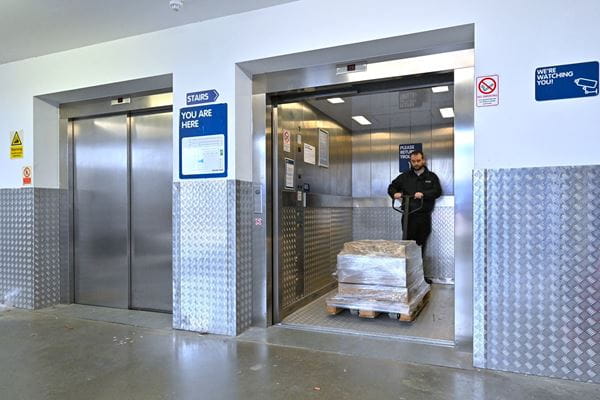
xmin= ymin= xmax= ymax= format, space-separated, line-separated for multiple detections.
xmin=387 ymin=167 xmax=442 ymax=213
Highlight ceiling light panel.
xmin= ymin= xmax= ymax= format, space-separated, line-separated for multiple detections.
xmin=352 ymin=115 xmax=372 ymax=125
xmin=439 ymin=107 xmax=454 ymax=118
xmin=431 ymin=86 xmax=449 ymax=93
xmin=327 ymin=97 xmax=345 ymax=104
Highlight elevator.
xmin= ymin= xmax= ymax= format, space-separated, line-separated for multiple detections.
xmin=251 ymin=49 xmax=474 ymax=346
xmin=64 ymin=93 xmax=173 ymax=312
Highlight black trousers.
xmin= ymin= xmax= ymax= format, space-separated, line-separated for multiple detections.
xmin=402 ymin=212 xmax=432 ymax=255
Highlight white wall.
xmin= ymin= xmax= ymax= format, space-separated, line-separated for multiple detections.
xmin=0 ymin=0 xmax=599 ymax=188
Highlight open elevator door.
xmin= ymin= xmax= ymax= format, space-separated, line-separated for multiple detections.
xmin=270 ymin=73 xmax=456 ymax=324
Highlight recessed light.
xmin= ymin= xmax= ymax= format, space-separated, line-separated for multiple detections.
xmin=352 ymin=115 xmax=372 ymax=125
xmin=432 ymin=86 xmax=449 ymax=93
xmin=439 ymin=108 xmax=454 ymax=118
xmin=327 ymin=97 xmax=345 ymax=104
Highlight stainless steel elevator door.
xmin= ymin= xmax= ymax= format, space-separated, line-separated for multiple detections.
xmin=74 ymin=115 xmax=130 ymax=308
xmin=130 ymin=112 xmax=173 ymax=312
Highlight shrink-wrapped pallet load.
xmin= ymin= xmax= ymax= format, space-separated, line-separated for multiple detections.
xmin=326 ymin=240 xmax=430 ymax=319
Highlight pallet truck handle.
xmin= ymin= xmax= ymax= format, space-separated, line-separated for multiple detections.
xmin=392 ymin=195 xmax=424 ymax=215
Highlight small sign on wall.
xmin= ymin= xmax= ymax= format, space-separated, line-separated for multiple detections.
xmin=535 ymin=61 xmax=598 ymax=101
xmin=22 ymin=166 xmax=32 ymax=185
xmin=476 ymin=75 xmax=499 ymax=107
xmin=10 ymin=130 xmax=23 ymax=159
xmin=179 ymin=103 xmax=228 ymax=179
xmin=399 ymin=143 xmax=422 ymax=173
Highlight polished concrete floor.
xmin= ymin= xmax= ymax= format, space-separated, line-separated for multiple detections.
xmin=1 ymin=307 xmax=598 ymax=400
xmin=283 ymin=284 xmax=453 ymax=344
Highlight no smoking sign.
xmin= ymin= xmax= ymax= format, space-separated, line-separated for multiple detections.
xmin=476 ymin=75 xmax=499 ymax=107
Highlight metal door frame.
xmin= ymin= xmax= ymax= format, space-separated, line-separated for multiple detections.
xmin=251 ymin=49 xmax=474 ymax=349
xmin=59 ymin=92 xmax=173 ymax=307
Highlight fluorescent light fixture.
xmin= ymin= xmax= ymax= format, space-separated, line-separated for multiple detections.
xmin=439 ymin=107 xmax=454 ymax=118
xmin=327 ymin=97 xmax=345 ymax=104
xmin=432 ymin=86 xmax=449 ymax=93
xmin=352 ymin=115 xmax=372 ymax=125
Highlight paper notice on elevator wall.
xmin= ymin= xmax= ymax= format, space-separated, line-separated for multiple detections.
xmin=181 ymin=134 xmax=225 ymax=176
xmin=282 ymin=129 xmax=291 ymax=153
xmin=304 ymin=143 xmax=316 ymax=165
xmin=318 ymin=128 xmax=329 ymax=168
xmin=285 ymin=158 xmax=294 ymax=189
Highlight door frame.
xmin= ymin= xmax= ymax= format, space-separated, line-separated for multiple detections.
xmin=250 ymin=49 xmax=474 ymax=349
xmin=59 ymin=92 xmax=173 ymax=306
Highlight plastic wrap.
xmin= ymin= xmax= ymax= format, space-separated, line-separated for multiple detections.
xmin=336 ymin=240 xmax=422 ymax=286
xmin=327 ymin=279 xmax=429 ymax=315
xmin=327 ymin=240 xmax=430 ymax=316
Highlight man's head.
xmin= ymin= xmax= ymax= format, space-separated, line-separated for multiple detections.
xmin=409 ymin=150 xmax=425 ymax=171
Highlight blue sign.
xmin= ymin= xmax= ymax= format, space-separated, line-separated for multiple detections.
xmin=179 ymin=103 xmax=227 ymax=179
xmin=535 ymin=61 xmax=598 ymax=101
xmin=186 ymin=89 xmax=219 ymax=105
xmin=399 ymin=143 xmax=422 ymax=173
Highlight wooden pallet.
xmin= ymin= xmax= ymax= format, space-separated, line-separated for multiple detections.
xmin=326 ymin=291 xmax=430 ymax=322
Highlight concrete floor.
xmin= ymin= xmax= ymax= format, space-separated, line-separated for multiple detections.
xmin=1 ymin=308 xmax=598 ymax=400
xmin=283 ymin=284 xmax=454 ymax=344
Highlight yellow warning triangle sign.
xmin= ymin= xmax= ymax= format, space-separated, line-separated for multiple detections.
xmin=11 ymin=131 xmax=22 ymax=146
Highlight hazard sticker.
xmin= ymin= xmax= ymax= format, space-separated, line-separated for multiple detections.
xmin=476 ymin=75 xmax=499 ymax=107
xmin=22 ymin=166 xmax=32 ymax=186
xmin=10 ymin=130 xmax=24 ymax=159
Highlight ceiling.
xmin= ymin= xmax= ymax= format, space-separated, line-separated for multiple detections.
xmin=307 ymin=85 xmax=455 ymax=132
xmin=0 ymin=0 xmax=296 ymax=65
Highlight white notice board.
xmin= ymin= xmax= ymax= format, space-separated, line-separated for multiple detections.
xmin=181 ymin=134 xmax=225 ymax=176
xmin=318 ymin=128 xmax=329 ymax=168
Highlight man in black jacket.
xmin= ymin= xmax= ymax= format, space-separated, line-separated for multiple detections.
xmin=387 ymin=151 xmax=442 ymax=262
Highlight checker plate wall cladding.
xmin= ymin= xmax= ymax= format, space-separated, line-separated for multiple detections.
xmin=0 ymin=188 xmax=62 ymax=309
xmin=281 ymin=206 xmax=299 ymax=308
xmin=475 ymin=166 xmax=600 ymax=384
xmin=304 ymin=208 xmax=333 ymax=294
xmin=0 ymin=189 xmax=34 ymax=308
xmin=352 ymin=206 xmax=454 ymax=281
xmin=174 ymin=180 xmax=232 ymax=334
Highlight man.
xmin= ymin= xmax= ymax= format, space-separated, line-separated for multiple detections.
xmin=387 ymin=151 xmax=442 ymax=278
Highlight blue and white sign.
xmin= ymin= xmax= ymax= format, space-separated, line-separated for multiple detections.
xmin=179 ymin=103 xmax=227 ymax=179
xmin=535 ymin=61 xmax=599 ymax=101
xmin=399 ymin=143 xmax=422 ymax=173
xmin=186 ymin=89 xmax=219 ymax=105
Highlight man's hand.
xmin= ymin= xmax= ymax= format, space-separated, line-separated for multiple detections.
xmin=393 ymin=192 xmax=403 ymax=199
xmin=414 ymin=192 xmax=424 ymax=199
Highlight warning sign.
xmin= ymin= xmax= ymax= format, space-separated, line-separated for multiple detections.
xmin=476 ymin=75 xmax=499 ymax=107
xmin=22 ymin=166 xmax=32 ymax=186
xmin=10 ymin=131 xmax=23 ymax=159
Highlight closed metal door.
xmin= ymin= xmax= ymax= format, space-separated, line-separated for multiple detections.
xmin=130 ymin=112 xmax=173 ymax=312
xmin=74 ymin=115 xmax=129 ymax=308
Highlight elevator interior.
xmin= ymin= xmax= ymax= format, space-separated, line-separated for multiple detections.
xmin=271 ymin=75 xmax=456 ymax=343
xmin=63 ymin=93 xmax=173 ymax=313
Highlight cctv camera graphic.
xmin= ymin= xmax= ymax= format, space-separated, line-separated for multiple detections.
xmin=169 ymin=0 xmax=183 ymax=11
xmin=574 ymin=78 xmax=598 ymax=95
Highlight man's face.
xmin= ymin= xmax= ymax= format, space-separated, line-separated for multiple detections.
xmin=410 ymin=154 xmax=425 ymax=170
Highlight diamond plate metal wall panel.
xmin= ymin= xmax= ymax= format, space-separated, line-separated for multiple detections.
xmin=425 ymin=206 xmax=454 ymax=281
xmin=280 ymin=206 xmax=298 ymax=308
xmin=304 ymin=208 xmax=332 ymax=294
xmin=484 ymin=166 xmax=600 ymax=384
xmin=352 ymin=207 xmax=402 ymax=241
xmin=352 ymin=206 xmax=454 ymax=281
xmin=330 ymin=208 xmax=353 ymax=274
xmin=59 ymin=189 xmax=70 ymax=303
xmin=234 ymin=180 xmax=253 ymax=335
xmin=172 ymin=183 xmax=181 ymax=328
xmin=0 ymin=189 xmax=34 ymax=308
xmin=33 ymin=189 xmax=61 ymax=309
xmin=473 ymin=169 xmax=487 ymax=368
xmin=173 ymin=180 xmax=233 ymax=335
